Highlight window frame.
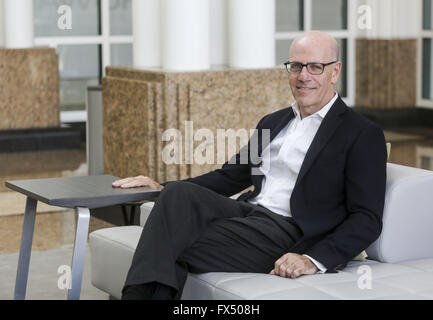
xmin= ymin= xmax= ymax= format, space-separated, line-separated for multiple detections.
xmin=34 ymin=0 xmax=133 ymax=122
xmin=35 ymin=0 xmax=358 ymax=121
xmin=275 ymin=0 xmax=356 ymax=107
xmin=419 ymin=1 xmax=433 ymax=110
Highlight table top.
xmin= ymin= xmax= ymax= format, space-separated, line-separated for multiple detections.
xmin=5 ymin=175 xmax=161 ymax=209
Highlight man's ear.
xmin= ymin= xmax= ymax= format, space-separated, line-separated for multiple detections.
xmin=331 ymin=61 xmax=342 ymax=85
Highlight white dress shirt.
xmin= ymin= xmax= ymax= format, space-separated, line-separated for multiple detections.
xmin=248 ymin=93 xmax=339 ymax=273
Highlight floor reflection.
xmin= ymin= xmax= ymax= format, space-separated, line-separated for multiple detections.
xmin=0 ymin=210 xmax=114 ymax=254
xmin=0 ymin=148 xmax=114 ymax=254
xmin=384 ymin=127 xmax=433 ymax=169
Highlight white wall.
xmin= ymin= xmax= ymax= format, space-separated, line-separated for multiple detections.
xmin=161 ymin=0 xmax=210 ymax=70
xmin=4 ymin=0 xmax=34 ymax=48
xmin=132 ymin=0 xmax=161 ymax=68
xmin=228 ymin=0 xmax=275 ymax=68
xmin=210 ymin=0 xmax=228 ymax=66
xmin=356 ymin=0 xmax=421 ymax=39
xmin=132 ymin=0 xmax=275 ymax=70
xmin=0 ymin=0 xmax=4 ymax=47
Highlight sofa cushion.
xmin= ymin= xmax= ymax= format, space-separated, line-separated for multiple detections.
xmin=89 ymin=226 xmax=143 ymax=299
xmin=182 ymin=259 xmax=433 ymax=300
xmin=89 ymin=225 xmax=433 ymax=299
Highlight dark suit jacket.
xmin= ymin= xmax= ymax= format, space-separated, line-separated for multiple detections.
xmin=174 ymin=96 xmax=387 ymax=273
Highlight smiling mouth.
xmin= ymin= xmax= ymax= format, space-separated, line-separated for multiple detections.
xmin=296 ymin=86 xmax=316 ymax=91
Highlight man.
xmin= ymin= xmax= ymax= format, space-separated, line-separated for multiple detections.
xmin=114 ymin=31 xmax=387 ymax=300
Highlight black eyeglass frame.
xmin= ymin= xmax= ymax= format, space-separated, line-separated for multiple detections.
xmin=283 ymin=60 xmax=338 ymax=75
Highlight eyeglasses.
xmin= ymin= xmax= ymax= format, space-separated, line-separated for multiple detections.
xmin=284 ymin=61 xmax=338 ymax=75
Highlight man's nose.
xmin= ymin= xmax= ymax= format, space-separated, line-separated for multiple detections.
xmin=297 ymin=66 xmax=311 ymax=81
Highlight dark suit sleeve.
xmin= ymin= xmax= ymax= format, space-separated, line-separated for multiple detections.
xmin=304 ymin=123 xmax=387 ymax=271
xmin=161 ymin=115 xmax=269 ymax=197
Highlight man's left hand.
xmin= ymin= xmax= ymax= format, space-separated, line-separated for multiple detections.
xmin=270 ymin=253 xmax=318 ymax=279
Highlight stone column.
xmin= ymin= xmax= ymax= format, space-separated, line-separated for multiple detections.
xmin=102 ymin=67 xmax=292 ymax=181
xmin=1 ymin=0 xmax=59 ymax=131
xmin=161 ymin=0 xmax=210 ymax=70
xmin=132 ymin=0 xmax=161 ymax=68
xmin=4 ymin=0 xmax=34 ymax=48
xmin=228 ymin=0 xmax=275 ymax=68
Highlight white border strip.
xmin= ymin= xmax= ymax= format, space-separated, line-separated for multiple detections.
xmin=60 ymin=110 xmax=87 ymax=123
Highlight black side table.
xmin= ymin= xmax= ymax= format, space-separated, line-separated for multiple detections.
xmin=6 ymin=175 xmax=160 ymax=300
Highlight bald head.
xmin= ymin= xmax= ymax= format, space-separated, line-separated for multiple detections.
xmin=287 ymin=31 xmax=342 ymax=119
xmin=290 ymin=31 xmax=339 ymax=62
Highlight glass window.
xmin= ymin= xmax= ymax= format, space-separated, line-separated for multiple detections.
xmin=423 ymin=38 xmax=432 ymax=99
xmin=312 ymin=0 xmax=347 ymax=30
xmin=34 ymin=0 xmax=101 ymax=37
xmin=110 ymin=0 xmax=133 ymax=35
xmin=424 ymin=0 xmax=433 ymax=30
xmin=111 ymin=43 xmax=133 ymax=66
xmin=276 ymin=0 xmax=303 ymax=32
xmin=276 ymin=39 xmax=293 ymax=65
xmin=335 ymin=38 xmax=347 ymax=98
xmin=57 ymin=45 xmax=101 ymax=111
xmin=421 ymin=156 xmax=432 ymax=170
xmin=34 ymin=0 xmax=134 ymax=116
xmin=422 ymin=2 xmax=433 ymax=103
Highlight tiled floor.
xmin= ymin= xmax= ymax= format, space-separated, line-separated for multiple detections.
xmin=0 ymin=244 xmax=109 ymax=300
xmin=1 ymin=127 xmax=433 ymax=300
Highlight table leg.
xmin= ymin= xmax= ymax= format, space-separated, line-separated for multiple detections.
xmin=14 ymin=197 xmax=37 ymax=300
xmin=121 ymin=205 xmax=128 ymax=225
xmin=67 ymin=207 xmax=90 ymax=300
xmin=130 ymin=205 xmax=137 ymax=225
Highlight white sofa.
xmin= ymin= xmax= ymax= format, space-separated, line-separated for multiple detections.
xmin=89 ymin=163 xmax=433 ymax=300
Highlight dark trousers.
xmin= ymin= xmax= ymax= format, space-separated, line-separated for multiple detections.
xmin=122 ymin=181 xmax=303 ymax=299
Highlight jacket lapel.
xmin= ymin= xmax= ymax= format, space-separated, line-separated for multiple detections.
xmin=249 ymin=107 xmax=295 ymax=196
xmin=294 ymin=97 xmax=347 ymax=188
xmin=258 ymin=107 xmax=295 ymax=157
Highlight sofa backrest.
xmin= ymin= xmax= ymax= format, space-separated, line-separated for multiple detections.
xmin=366 ymin=163 xmax=433 ymax=263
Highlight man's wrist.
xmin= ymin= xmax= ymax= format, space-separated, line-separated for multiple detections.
xmin=303 ymin=254 xmax=327 ymax=273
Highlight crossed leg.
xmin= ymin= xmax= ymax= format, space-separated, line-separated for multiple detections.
xmin=122 ymin=181 xmax=301 ymax=300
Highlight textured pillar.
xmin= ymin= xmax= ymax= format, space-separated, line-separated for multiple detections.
xmin=161 ymin=0 xmax=210 ymax=70
xmin=132 ymin=0 xmax=161 ymax=68
xmin=355 ymin=0 xmax=421 ymax=108
xmin=102 ymin=66 xmax=291 ymax=181
xmin=0 ymin=48 xmax=60 ymax=129
xmin=4 ymin=0 xmax=34 ymax=48
xmin=228 ymin=0 xmax=275 ymax=68
xmin=356 ymin=39 xmax=417 ymax=108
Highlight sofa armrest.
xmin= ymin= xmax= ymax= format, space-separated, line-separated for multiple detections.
xmin=140 ymin=201 xmax=155 ymax=227
xmin=366 ymin=163 xmax=433 ymax=263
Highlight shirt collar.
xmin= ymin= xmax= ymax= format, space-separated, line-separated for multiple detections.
xmin=291 ymin=92 xmax=339 ymax=120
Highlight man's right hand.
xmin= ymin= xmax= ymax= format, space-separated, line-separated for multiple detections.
xmin=112 ymin=175 xmax=164 ymax=191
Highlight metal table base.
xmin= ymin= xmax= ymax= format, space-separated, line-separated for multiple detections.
xmin=14 ymin=197 xmax=91 ymax=300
